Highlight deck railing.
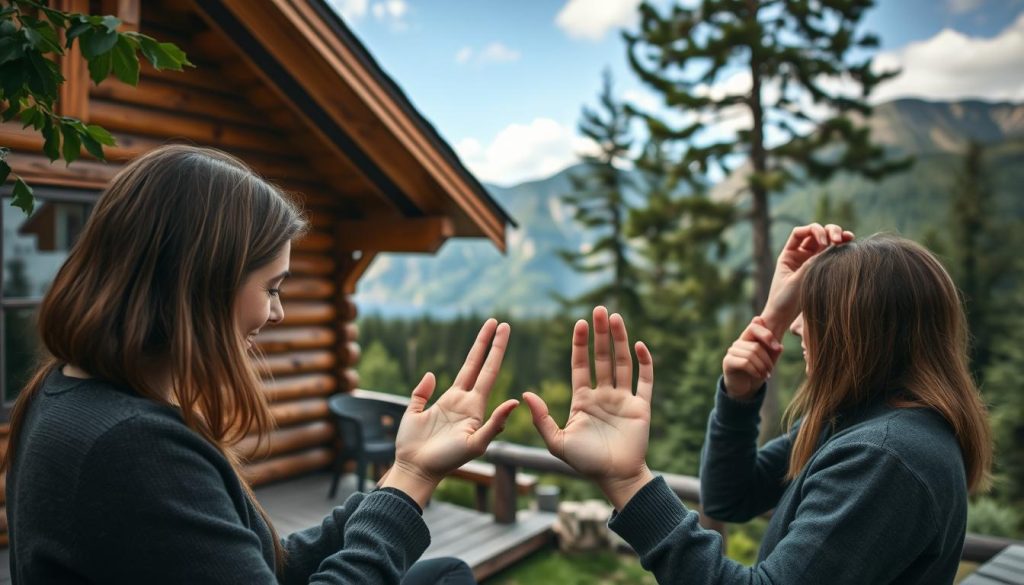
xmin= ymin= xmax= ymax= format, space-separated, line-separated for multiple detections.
xmin=475 ymin=440 xmax=1022 ymax=564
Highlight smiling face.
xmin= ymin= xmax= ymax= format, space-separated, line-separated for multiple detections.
xmin=233 ymin=241 xmax=291 ymax=350
xmin=790 ymin=313 xmax=808 ymax=372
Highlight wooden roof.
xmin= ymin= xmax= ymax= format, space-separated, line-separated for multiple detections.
xmin=191 ymin=0 xmax=514 ymax=251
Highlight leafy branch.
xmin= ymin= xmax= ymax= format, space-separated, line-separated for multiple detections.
xmin=0 ymin=0 xmax=192 ymax=214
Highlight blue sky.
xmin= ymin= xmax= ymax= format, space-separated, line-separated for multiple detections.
xmin=330 ymin=0 xmax=1024 ymax=186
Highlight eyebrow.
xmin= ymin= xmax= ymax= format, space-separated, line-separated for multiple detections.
xmin=269 ymin=270 xmax=291 ymax=283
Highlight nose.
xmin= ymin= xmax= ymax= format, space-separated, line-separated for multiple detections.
xmin=790 ymin=313 xmax=804 ymax=338
xmin=268 ymin=297 xmax=284 ymax=325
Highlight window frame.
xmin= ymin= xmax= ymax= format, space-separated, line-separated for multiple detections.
xmin=1 ymin=187 xmax=100 ymax=420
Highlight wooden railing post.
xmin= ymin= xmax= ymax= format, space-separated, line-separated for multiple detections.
xmin=493 ymin=460 xmax=518 ymax=524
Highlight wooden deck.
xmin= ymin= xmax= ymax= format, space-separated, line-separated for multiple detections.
xmin=257 ymin=472 xmax=557 ymax=581
xmin=0 ymin=472 xmax=555 ymax=583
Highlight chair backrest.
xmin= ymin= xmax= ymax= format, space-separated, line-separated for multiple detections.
xmin=328 ymin=393 xmax=407 ymax=449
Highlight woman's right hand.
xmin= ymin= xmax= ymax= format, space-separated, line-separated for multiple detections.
xmin=722 ymin=316 xmax=784 ymax=400
xmin=383 ymin=319 xmax=519 ymax=508
xmin=523 ymin=307 xmax=656 ymax=510
xmin=762 ymin=223 xmax=852 ymax=337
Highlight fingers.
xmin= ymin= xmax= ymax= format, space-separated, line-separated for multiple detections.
xmin=609 ymin=313 xmax=632 ymax=389
xmin=570 ymin=319 xmax=591 ymax=390
xmin=787 ymin=223 xmax=827 ymax=251
xmin=728 ymin=342 xmax=773 ymax=378
xmin=741 ymin=317 xmax=783 ymax=354
xmin=453 ymin=318 xmax=498 ymax=391
xmin=408 ymin=372 xmax=437 ymax=414
xmin=472 ymin=322 xmax=511 ymax=394
xmin=635 ymin=341 xmax=654 ymax=403
xmin=468 ymin=398 xmax=520 ymax=454
xmin=593 ymin=306 xmax=613 ymax=387
xmin=522 ymin=392 xmax=563 ymax=457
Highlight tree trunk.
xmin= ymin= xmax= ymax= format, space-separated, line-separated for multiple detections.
xmin=747 ymin=0 xmax=778 ymax=442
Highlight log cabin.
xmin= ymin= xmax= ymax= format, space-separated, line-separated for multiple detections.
xmin=0 ymin=0 xmax=513 ymax=549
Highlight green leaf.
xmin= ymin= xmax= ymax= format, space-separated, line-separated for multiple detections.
xmin=41 ymin=116 xmax=60 ymax=161
xmin=85 ymin=123 xmax=116 ymax=146
xmin=110 ymin=35 xmax=139 ymax=85
xmin=11 ymin=178 xmax=34 ymax=215
xmin=87 ymin=50 xmax=111 ymax=84
xmin=0 ymin=60 xmax=26 ymax=102
xmin=80 ymin=27 xmax=118 ymax=58
xmin=80 ymin=131 xmax=105 ymax=160
xmin=0 ymin=34 xmax=25 ymax=65
xmin=0 ymin=159 xmax=10 ymax=185
xmin=26 ymin=51 xmax=59 ymax=100
xmin=101 ymin=15 xmax=121 ymax=33
xmin=41 ymin=7 xmax=68 ymax=29
xmin=66 ymin=19 xmax=92 ymax=47
xmin=60 ymin=122 xmax=81 ymax=164
xmin=18 ymin=105 xmax=38 ymax=128
xmin=23 ymin=21 xmax=63 ymax=55
xmin=137 ymin=35 xmax=192 ymax=70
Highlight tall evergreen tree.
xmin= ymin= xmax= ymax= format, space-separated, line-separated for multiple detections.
xmin=624 ymin=0 xmax=911 ymax=436
xmin=558 ymin=71 xmax=642 ymax=317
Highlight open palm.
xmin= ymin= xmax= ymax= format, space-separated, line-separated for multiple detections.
xmin=524 ymin=307 xmax=654 ymax=485
xmin=394 ymin=320 xmax=519 ymax=483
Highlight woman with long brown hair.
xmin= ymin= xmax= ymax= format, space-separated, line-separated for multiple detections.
xmin=3 ymin=145 xmax=518 ymax=584
xmin=523 ymin=224 xmax=992 ymax=584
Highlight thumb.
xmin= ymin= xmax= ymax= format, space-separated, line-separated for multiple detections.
xmin=468 ymin=399 xmax=520 ymax=454
xmin=407 ymin=372 xmax=436 ymax=414
xmin=522 ymin=391 xmax=563 ymax=458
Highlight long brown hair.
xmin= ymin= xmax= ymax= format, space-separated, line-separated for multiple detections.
xmin=783 ymin=234 xmax=992 ymax=493
xmin=2 ymin=144 xmax=307 ymax=571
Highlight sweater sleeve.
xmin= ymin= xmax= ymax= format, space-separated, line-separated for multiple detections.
xmin=698 ymin=377 xmax=793 ymax=521
xmin=73 ymin=414 xmax=429 ymax=585
xmin=610 ymin=443 xmax=938 ymax=584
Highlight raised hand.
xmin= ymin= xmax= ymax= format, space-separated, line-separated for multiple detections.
xmin=523 ymin=307 xmax=655 ymax=509
xmin=722 ymin=316 xmax=784 ymax=400
xmin=762 ymin=222 xmax=853 ymax=337
xmin=382 ymin=319 xmax=519 ymax=507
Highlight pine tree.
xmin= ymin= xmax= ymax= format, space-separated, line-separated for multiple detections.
xmin=624 ymin=0 xmax=911 ymax=436
xmin=558 ymin=71 xmax=642 ymax=317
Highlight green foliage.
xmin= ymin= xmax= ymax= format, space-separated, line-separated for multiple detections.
xmin=486 ymin=549 xmax=657 ymax=585
xmin=357 ymin=340 xmax=407 ymax=394
xmin=967 ymin=496 xmax=1023 ymax=539
xmin=558 ymin=71 xmax=643 ymax=317
xmin=0 ymin=0 xmax=192 ymax=214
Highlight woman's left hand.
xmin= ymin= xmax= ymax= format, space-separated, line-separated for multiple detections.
xmin=383 ymin=319 xmax=519 ymax=507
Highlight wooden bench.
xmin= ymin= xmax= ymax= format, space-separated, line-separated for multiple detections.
xmin=449 ymin=460 xmax=538 ymax=512
xmin=961 ymin=544 xmax=1024 ymax=584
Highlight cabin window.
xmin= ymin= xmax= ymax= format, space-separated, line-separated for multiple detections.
xmin=1 ymin=188 xmax=98 ymax=414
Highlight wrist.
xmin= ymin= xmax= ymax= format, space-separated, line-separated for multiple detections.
xmin=380 ymin=461 xmax=439 ymax=510
xmin=598 ymin=467 xmax=656 ymax=510
xmin=759 ymin=306 xmax=792 ymax=341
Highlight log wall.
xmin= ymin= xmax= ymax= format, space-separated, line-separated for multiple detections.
xmin=0 ymin=0 xmax=376 ymax=544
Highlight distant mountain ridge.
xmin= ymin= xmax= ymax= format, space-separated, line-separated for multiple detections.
xmin=354 ymin=98 xmax=1024 ymax=318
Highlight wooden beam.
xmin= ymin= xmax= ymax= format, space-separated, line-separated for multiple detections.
xmin=254 ymin=326 xmax=334 ymax=353
xmin=102 ymin=0 xmax=140 ymax=32
xmin=335 ymin=218 xmax=454 ymax=253
xmin=242 ymin=447 xmax=333 ymax=486
xmin=56 ymin=0 xmax=91 ymax=121
xmin=262 ymin=373 xmax=336 ymax=403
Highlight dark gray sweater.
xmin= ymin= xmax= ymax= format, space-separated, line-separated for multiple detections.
xmin=609 ymin=378 xmax=968 ymax=584
xmin=7 ymin=368 xmax=430 ymax=584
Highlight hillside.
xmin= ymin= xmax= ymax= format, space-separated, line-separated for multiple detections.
xmin=354 ymin=98 xmax=1024 ymax=318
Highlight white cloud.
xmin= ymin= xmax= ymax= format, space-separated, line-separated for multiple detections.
xmin=328 ymin=0 xmax=368 ymax=21
xmin=454 ymin=42 xmax=521 ymax=66
xmin=556 ymin=0 xmax=642 ymax=41
xmin=948 ymin=0 xmax=985 ymax=14
xmin=455 ymin=118 xmax=599 ymax=186
xmin=871 ymin=14 xmax=1024 ymax=103
xmin=479 ymin=42 xmax=521 ymax=63
xmin=455 ymin=46 xmax=474 ymax=64
xmin=370 ymin=0 xmax=409 ymax=30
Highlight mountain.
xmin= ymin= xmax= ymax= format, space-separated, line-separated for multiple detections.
xmin=354 ymin=99 xmax=1024 ymax=318
xmin=355 ymin=165 xmax=606 ymax=317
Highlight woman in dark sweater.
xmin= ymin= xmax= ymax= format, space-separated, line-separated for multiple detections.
xmin=3 ymin=145 xmax=520 ymax=584
xmin=523 ymin=224 xmax=993 ymax=584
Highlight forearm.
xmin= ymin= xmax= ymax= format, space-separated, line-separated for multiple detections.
xmin=699 ymin=378 xmax=790 ymax=521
